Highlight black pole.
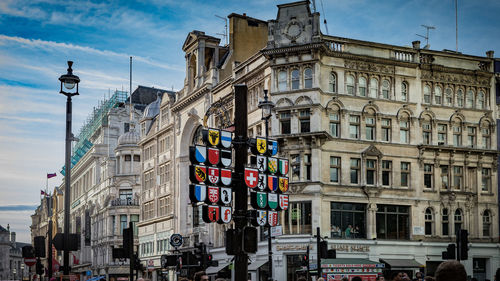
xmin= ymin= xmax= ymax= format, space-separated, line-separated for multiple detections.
xmin=306 ymin=245 xmax=310 ymax=281
xmin=233 ymin=85 xmax=248 ymax=281
xmin=63 ymin=94 xmax=72 ymax=275
xmin=264 ymin=109 xmax=273 ymax=281
xmin=129 ymin=222 xmax=134 ymax=281
xmin=48 ymin=219 xmax=53 ymax=278
xmin=316 ymin=227 xmax=321 ymax=278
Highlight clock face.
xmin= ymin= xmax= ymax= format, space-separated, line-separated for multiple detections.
xmin=287 ymin=24 xmax=301 ymax=37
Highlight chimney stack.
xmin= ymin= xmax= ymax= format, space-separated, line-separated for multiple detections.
xmin=11 ymin=232 xmax=16 ymax=243
xmin=486 ymin=50 xmax=494 ymax=58
xmin=412 ymin=41 xmax=421 ymax=50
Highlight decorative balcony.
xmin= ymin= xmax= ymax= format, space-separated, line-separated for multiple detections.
xmin=110 ymin=198 xmax=139 ymax=207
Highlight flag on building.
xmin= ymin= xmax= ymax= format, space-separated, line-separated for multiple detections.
xmin=47 ymin=173 xmax=57 ymax=179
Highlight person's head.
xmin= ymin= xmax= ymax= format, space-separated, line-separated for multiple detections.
xmin=435 ymin=261 xmax=466 ymax=281
xmin=352 ymin=277 xmax=362 ymax=281
xmin=193 ymin=271 xmax=208 ymax=281
xmin=416 ymin=272 xmax=423 ymax=278
xmin=392 ymin=271 xmax=404 ymax=281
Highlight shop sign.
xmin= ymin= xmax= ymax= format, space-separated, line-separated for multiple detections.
xmin=413 ymin=226 xmax=425 ymax=235
xmin=331 ymin=244 xmax=370 ymax=252
xmin=276 ymin=244 xmax=313 ymax=251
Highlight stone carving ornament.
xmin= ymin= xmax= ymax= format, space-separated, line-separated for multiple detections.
xmin=284 ymin=19 xmax=303 ymax=41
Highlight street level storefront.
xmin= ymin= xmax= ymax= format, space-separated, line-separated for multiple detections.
xmin=321 ymin=258 xmax=384 ymax=281
xmin=212 ymin=236 xmax=500 ymax=281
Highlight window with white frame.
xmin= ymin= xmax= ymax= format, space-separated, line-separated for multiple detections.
xmin=381 ymin=118 xmax=391 ymax=142
xmin=358 ymin=77 xmax=367 ymax=97
xmin=330 ymin=156 xmax=340 ymax=183
xmin=382 ymin=79 xmax=390 ymax=99
xmin=349 ymin=115 xmax=360 ymax=139
xmin=382 ymin=160 xmax=392 ymax=186
xmin=453 ymin=123 xmax=462 ymax=146
xmin=423 ymin=85 xmax=431 ymax=104
xmin=350 ymin=158 xmax=360 ymax=184
xmin=437 ymin=124 xmax=447 ymax=144
xmin=329 ymin=72 xmax=337 ymax=92
xmin=477 ymin=90 xmax=485 ymax=109
xmin=481 ymin=125 xmax=491 ymax=149
xmin=304 ymin=68 xmax=313 ymax=88
xmin=400 ymin=119 xmax=410 ymax=144
xmin=346 ymin=74 xmax=355 ymax=95
xmin=366 ymin=159 xmax=376 ymax=185
xmin=481 ymin=168 xmax=491 ymax=192
xmin=424 ymin=164 xmax=433 ymax=189
xmin=329 ymin=112 xmax=340 ymax=138
xmin=369 ymin=78 xmax=378 ymax=98
xmin=291 ymin=69 xmax=300 ymax=90
xmin=457 ymin=89 xmax=464 ymax=107
xmin=401 ymin=162 xmax=410 ymax=187
xmin=422 ymin=121 xmax=432 ymax=145
xmin=401 ymin=82 xmax=408 ymax=101
xmin=425 ymin=208 xmax=434 ymax=235
xmin=278 ymin=70 xmax=287 ymax=91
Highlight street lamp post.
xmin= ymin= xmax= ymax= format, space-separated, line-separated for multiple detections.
xmin=258 ymin=90 xmax=275 ymax=281
xmin=58 ymin=61 xmax=80 ymax=275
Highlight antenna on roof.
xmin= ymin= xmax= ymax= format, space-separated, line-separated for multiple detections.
xmin=215 ymin=15 xmax=228 ymax=45
xmin=416 ymin=24 xmax=435 ymax=49
xmin=319 ymin=0 xmax=329 ymax=35
xmin=311 ymin=0 xmax=316 ymax=12
xmin=455 ymin=0 xmax=458 ymax=52
xmin=130 ymin=56 xmax=133 ymax=122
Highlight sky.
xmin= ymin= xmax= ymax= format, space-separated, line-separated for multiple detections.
xmin=0 ymin=0 xmax=499 ymax=243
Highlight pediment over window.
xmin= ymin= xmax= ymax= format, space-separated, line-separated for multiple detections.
xmin=362 ymin=144 xmax=383 ymax=157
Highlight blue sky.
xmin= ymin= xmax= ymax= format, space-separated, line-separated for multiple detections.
xmin=0 ymin=0 xmax=499 ymax=243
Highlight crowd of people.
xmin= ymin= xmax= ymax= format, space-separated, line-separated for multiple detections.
xmin=331 ymin=225 xmax=361 ymax=238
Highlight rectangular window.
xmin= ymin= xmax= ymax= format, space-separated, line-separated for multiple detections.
xmin=130 ymin=214 xmax=139 ymax=235
xmin=382 ymin=160 xmax=392 ymax=186
xmin=401 ymin=162 xmax=410 ymax=187
xmin=400 ymin=121 xmax=409 ymax=144
xmin=291 ymin=69 xmax=300 ymax=90
xmin=304 ymin=154 xmax=311 ymax=181
xmin=331 ymin=202 xmax=366 ymax=239
xmin=366 ymin=159 xmax=376 ymax=185
xmin=423 ymin=123 xmax=431 ymax=145
xmin=282 ymin=202 xmax=312 ymax=234
xmin=120 ymin=215 xmax=127 ymax=235
xmin=350 ymin=158 xmax=360 ymax=184
xmin=453 ymin=125 xmax=462 ymax=146
xmin=481 ymin=168 xmax=491 ymax=192
xmin=278 ymin=70 xmax=287 ymax=91
xmin=381 ymin=118 xmax=391 ymax=142
xmin=438 ymin=124 xmax=447 ymax=144
xmin=291 ymin=154 xmax=300 ymax=182
xmin=349 ymin=115 xmax=360 ymax=139
xmin=441 ymin=165 xmax=449 ymax=189
xmin=365 ymin=117 xmax=375 ymax=140
xmin=330 ymin=157 xmax=340 ymax=183
xmin=453 ymin=166 xmax=463 ymax=190
xmin=424 ymin=164 xmax=433 ymax=189
xmin=467 ymin=126 xmax=476 ymax=148
xmin=376 ymin=205 xmax=409 ymax=240
xmin=329 ymin=113 xmax=340 ymax=138
xmin=481 ymin=128 xmax=490 ymax=149
xmin=442 ymin=210 xmax=449 ymax=236
xmin=159 ymin=163 xmax=171 ymax=185
xmin=299 ymin=110 xmax=310 ymax=133
xmin=280 ymin=111 xmax=291 ymax=134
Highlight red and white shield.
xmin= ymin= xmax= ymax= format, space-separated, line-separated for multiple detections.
xmin=203 ymin=205 xmax=220 ymax=223
xmin=219 ymin=206 xmax=232 ymax=223
xmin=207 ymin=186 xmax=220 ymax=204
xmin=220 ymin=168 xmax=232 ymax=186
xmin=244 ymin=168 xmax=259 ymax=188
xmin=268 ymin=211 xmax=279 ymax=227
xmin=208 ymin=167 xmax=219 ymax=185
xmin=279 ymin=194 xmax=289 ymax=210
xmin=207 ymin=148 xmax=220 ymax=166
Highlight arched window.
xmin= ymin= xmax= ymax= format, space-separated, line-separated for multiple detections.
xmin=401 ymin=82 xmax=408 ymax=101
xmin=365 ymin=109 xmax=376 ymax=141
xmin=466 ymin=90 xmax=474 ymax=108
xmin=482 ymin=210 xmax=491 ymax=236
xmin=454 ymin=209 xmax=463 ymax=235
xmin=435 ymin=86 xmax=442 ymax=105
xmin=329 ymin=72 xmax=337 ymax=92
xmin=382 ymin=79 xmax=390 ymax=99
xmin=423 ymin=85 xmax=431 ymax=104
xmin=445 ymin=87 xmax=453 ymax=106
xmin=442 ymin=208 xmax=449 ymax=236
xmin=457 ymin=89 xmax=464 ymax=107
xmin=346 ymin=74 xmax=355 ymax=95
xmin=358 ymin=77 xmax=367 ymax=97
xmin=369 ymin=78 xmax=378 ymax=98
xmin=304 ymin=68 xmax=313 ymax=89
xmin=477 ymin=91 xmax=485 ymax=109
xmin=291 ymin=69 xmax=300 ymax=90
xmin=192 ymin=125 xmax=204 ymax=145
xmin=425 ymin=208 xmax=434 ymax=235
xmin=399 ymin=113 xmax=410 ymax=144
xmin=278 ymin=70 xmax=287 ymax=91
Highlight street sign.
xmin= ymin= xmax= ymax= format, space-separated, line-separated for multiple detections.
xmin=169 ymin=234 xmax=183 ymax=248
xmin=24 ymin=258 xmax=36 ymax=267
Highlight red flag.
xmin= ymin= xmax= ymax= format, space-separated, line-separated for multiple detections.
xmin=41 ymin=190 xmax=46 ymax=196
xmin=47 ymin=173 xmax=57 ymax=179
xmin=73 ymin=254 xmax=79 ymax=265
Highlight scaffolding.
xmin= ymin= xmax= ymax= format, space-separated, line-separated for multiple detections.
xmin=61 ymin=90 xmax=129 ymax=175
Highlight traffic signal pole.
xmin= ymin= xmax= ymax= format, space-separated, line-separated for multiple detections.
xmin=316 ymin=227 xmax=321 ymax=278
xmin=233 ymin=85 xmax=249 ymax=281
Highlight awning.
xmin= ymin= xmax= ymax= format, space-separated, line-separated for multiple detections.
xmin=206 ymin=262 xmax=229 ymax=275
xmin=248 ymin=260 xmax=268 ymax=271
xmin=379 ymin=259 xmax=424 ymax=270
xmin=108 ymin=267 xmax=130 ymax=275
xmin=87 ymin=276 xmax=105 ymax=281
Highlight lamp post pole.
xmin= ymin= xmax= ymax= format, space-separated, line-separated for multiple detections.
xmin=59 ymin=61 xmax=80 ymax=275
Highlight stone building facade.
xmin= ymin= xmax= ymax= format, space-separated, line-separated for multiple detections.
xmin=0 ymin=225 xmax=30 ymax=281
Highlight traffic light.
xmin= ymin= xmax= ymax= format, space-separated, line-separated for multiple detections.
xmin=36 ymin=259 xmax=44 ymax=275
xmin=34 ymin=236 xmax=46 ymax=258
xmin=319 ymin=241 xmax=328 ymax=258
xmin=22 ymin=245 xmax=35 ymax=258
xmin=442 ymin=243 xmax=456 ymax=260
xmin=301 ymin=253 xmax=309 ymax=266
xmin=243 ymin=227 xmax=258 ymax=253
xmin=206 ymin=254 xmax=219 ymax=267
xmin=123 ymin=227 xmax=133 ymax=255
xmin=457 ymin=229 xmax=468 ymax=260
xmin=194 ymin=242 xmax=204 ymax=261
xmin=327 ymin=249 xmax=337 ymax=259
xmin=161 ymin=254 xmax=180 ymax=268
xmin=133 ymin=253 xmax=144 ymax=271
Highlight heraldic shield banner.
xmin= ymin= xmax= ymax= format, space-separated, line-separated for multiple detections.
xmin=189 ymin=127 xmax=234 ymax=225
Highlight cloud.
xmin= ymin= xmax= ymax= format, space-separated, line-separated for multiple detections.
xmin=0 ymin=205 xmax=38 ymax=211
xmin=0 ymin=34 xmax=183 ymax=72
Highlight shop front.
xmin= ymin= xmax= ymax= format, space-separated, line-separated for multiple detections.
xmin=321 ymin=258 xmax=384 ymax=281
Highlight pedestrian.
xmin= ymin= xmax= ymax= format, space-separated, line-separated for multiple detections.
xmin=193 ymin=271 xmax=209 ymax=281
xmin=392 ymin=272 xmax=404 ymax=281
xmin=434 ymin=260 xmax=466 ymax=281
